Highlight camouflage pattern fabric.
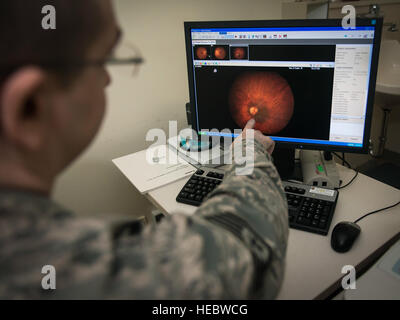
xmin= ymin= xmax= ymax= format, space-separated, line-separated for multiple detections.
xmin=0 ymin=138 xmax=288 ymax=299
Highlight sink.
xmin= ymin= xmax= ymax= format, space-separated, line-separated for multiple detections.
xmin=376 ymin=40 xmax=400 ymax=100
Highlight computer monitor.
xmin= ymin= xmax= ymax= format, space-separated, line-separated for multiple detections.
xmin=184 ymin=18 xmax=383 ymax=154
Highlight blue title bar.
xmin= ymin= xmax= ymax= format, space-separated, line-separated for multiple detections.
xmin=192 ymin=26 xmax=375 ymax=32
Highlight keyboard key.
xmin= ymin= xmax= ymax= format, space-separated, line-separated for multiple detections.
xmin=311 ymin=220 xmax=319 ymax=227
xmin=321 ymin=211 xmax=329 ymax=217
xmin=178 ymin=192 xmax=188 ymax=198
xmin=297 ymin=217 xmax=311 ymax=226
xmin=196 ymin=170 xmax=204 ymax=175
xmin=285 ymin=186 xmax=292 ymax=192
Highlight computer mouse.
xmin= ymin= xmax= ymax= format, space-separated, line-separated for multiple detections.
xmin=331 ymin=222 xmax=361 ymax=253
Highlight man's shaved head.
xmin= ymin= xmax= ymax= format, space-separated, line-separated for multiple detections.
xmin=0 ymin=0 xmax=108 ymax=86
xmin=0 ymin=0 xmax=118 ymax=193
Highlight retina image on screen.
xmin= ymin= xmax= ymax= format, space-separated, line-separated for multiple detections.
xmin=187 ymin=22 xmax=378 ymax=149
xmin=194 ymin=45 xmax=335 ymax=140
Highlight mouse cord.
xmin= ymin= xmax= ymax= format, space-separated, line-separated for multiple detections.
xmin=332 ymin=152 xmax=358 ymax=190
xmin=331 ymin=154 xmax=400 ymax=223
xmin=354 ymin=200 xmax=400 ymax=224
xmin=335 ymin=171 xmax=359 ymax=190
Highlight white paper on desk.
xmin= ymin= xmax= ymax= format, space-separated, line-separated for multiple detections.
xmin=112 ymin=145 xmax=196 ymax=194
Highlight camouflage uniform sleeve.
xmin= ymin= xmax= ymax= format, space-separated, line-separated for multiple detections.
xmin=106 ymin=137 xmax=288 ymax=299
xmin=193 ymin=137 xmax=289 ymax=299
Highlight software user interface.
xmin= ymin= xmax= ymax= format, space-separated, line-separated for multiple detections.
xmin=189 ymin=24 xmax=376 ymax=148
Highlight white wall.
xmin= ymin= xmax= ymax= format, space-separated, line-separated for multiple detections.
xmin=53 ymin=0 xmax=284 ymax=219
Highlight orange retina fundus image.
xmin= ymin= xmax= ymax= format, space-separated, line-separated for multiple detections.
xmin=229 ymin=71 xmax=294 ymax=134
xmin=213 ymin=46 xmax=227 ymax=60
xmin=232 ymin=47 xmax=246 ymax=59
xmin=196 ymin=46 xmax=208 ymax=59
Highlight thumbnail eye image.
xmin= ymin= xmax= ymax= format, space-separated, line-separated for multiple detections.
xmin=194 ymin=45 xmax=211 ymax=60
xmin=231 ymin=47 xmax=248 ymax=60
xmin=229 ymin=71 xmax=294 ymax=134
xmin=212 ymin=45 xmax=229 ymax=60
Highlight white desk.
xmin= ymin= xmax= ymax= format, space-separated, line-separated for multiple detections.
xmin=145 ymin=161 xmax=400 ymax=299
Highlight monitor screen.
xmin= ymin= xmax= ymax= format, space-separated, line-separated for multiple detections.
xmin=184 ymin=19 xmax=383 ymax=153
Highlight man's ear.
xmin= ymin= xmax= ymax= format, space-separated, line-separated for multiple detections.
xmin=0 ymin=67 xmax=49 ymax=151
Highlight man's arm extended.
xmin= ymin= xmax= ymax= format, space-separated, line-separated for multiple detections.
xmin=193 ymin=137 xmax=289 ymax=299
xmin=105 ymin=130 xmax=288 ymax=299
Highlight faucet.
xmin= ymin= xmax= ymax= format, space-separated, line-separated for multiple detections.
xmin=358 ymin=4 xmax=398 ymax=32
xmin=357 ymin=4 xmax=382 ymax=18
xmin=384 ymin=22 xmax=398 ymax=32
xmin=369 ymin=4 xmax=381 ymax=17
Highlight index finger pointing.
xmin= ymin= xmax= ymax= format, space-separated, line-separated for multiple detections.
xmin=244 ymin=118 xmax=255 ymax=130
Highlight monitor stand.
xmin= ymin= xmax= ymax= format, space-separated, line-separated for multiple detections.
xmin=272 ymin=149 xmax=340 ymax=188
xmin=272 ymin=147 xmax=296 ymax=180
xmin=299 ymin=150 xmax=340 ymax=188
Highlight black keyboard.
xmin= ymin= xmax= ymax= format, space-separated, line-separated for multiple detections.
xmin=176 ymin=169 xmax=338 ymax=236
xmin=283 ymin=181 xmax=338 ymax=235
xmin=176 ymin=169 xmax=224 ymax=206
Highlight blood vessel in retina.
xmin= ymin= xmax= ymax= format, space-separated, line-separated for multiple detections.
xmin=214 ymin=46 xmax=227 ymax=60
xmin=196 ymin=47 xmax=208 ymax=60
xmin=229 ymin=71 xmax=294 ymax=134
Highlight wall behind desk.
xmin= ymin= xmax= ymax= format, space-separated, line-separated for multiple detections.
xmin=52 ymin=0 xmax=284 ymax=219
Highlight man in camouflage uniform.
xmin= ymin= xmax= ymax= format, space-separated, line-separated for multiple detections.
xmin=0 ymin=0 xmax=288 ymax=299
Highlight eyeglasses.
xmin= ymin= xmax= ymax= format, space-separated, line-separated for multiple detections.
xmin=0 ymin=41 xmax=144 ymax=77
xmin=105 ymin=41 xmax=144 ymax=76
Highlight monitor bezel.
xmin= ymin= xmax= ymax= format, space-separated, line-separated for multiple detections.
xmin=184 ymin=18 xmax=383 ymax=154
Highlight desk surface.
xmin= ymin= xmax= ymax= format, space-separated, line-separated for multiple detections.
xmin=147 ymin=164 xmax=400 ymax=299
